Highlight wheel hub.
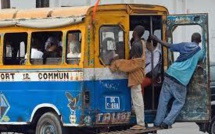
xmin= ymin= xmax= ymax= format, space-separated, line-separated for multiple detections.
xmin=41 ymin=123 xmax=56 ymax=134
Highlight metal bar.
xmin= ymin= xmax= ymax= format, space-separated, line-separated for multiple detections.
xmin=150 ymin=16 xmax=155 ymax=110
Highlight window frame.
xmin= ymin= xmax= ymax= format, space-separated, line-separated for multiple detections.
xmin=30 ymin=31 xmax=63 ymax=65
xmin=1 ymin=0 xmax=10 ymax=9
xmin=36 ymin=0 xmax=49 ymax=8
xmin=66 ymin=30 xmax=82 ymax=65
xmin=3 ymin=32 xmax=28 ymax=66
xmin=99 ymin=25 xmax=125 ymax=66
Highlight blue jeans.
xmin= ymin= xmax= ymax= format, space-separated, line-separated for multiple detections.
xmin=154 ymin=76 xmax=187 ymax=126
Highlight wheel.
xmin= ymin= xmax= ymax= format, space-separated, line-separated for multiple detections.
xmin=36 ymin=112 xmax=64 ymax=134
xmin=209 ymin=117 xmax=215 ymax=134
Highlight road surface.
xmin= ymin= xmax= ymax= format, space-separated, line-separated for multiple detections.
xmin=157 ymin=123 xmax=208 ymax=134
xmin=0 ymin=123 xmax=208 ymax=134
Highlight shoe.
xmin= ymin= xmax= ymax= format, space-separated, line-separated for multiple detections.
xmin=153 ymin=124 xmax=160 ymax=128
xmin=130 ymin=125 xmax=146 ymax=130
xmin=160 ymin=122 xmax=171 ymax=129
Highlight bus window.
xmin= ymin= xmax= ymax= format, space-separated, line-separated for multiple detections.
xmin=99 ymin=26 xmax=125 ymax=65
xmin=30 ymin=31 xmax=62 ymax=65
xmin=3 ymin=32 xmax=27 ymax=65
xmin=66 ymin=31 xmax=81 ymax=64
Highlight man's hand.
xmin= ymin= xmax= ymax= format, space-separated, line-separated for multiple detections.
xmin=150 ymin=35 xmax=159 ymax=42
xmin=149 ymin=35 xmax=170 ymax=48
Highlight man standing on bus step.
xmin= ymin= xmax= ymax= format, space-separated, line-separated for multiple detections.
xmin=150 ymin=33 xmax=205 ymax=129
xmin=110 ymin=25 xmax=146 ymax=130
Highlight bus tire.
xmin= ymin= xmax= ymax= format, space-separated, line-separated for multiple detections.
xmin=36 ymin=112 xmax=63 ymax=134
xmin=209 ymin=116 xmax=215 ymax=134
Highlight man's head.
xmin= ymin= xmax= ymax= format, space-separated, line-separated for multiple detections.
xmin=68 ymin=33 xmax=77 ymax=43
xmin=45 ymin=37 xmax=58 ymax=51
xmin=146 ymin=36 xmax=158 ymax=52
xmin=132 ymin=25 xmax=145 ymax=40
xmin=191 ymin=32 xmax=201 ymax=44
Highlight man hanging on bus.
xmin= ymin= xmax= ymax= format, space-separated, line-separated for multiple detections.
xmin=150 ymin=33 xmax=205 ymax=129
xmin=110 ymin=25 xmax=146 ymax=130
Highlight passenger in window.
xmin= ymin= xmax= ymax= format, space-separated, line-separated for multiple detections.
xmin=110 ymin=25 xmax=146 ymax=130
xmin=151 ymin=33 xmax=204 ymax=129
xmin=6 ymin=42 xmax=13 ymax=57
xmin=67 ymin=33 xmax=81 ymax=58
xmin=30 ymin=39 xmax=43 ymax=59
xmin=44 ymin=37 xmax=61 ymax=58
xmin=142 ymin=37 xmax=162 ymax=89
xmin=100 ymin=37 xmax=118 ymax=65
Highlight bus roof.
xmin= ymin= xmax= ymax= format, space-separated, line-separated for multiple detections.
xmin=0 ymin=6 xmax=89 ymax=28
xmin=0 ymin=4 xmax=168 ymax=20
xmin=0 ymin=6 xmax=90 ymax=20
xmin=0 ymin=4 xmax=168 ymax=28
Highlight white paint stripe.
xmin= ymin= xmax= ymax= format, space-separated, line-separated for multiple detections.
xmin=84 ymin=68 xmax=127 ymax=80
xmin=0 ymin=122 xmax=80 ymax=127
xmin=0 ymin=68 xmax=128 ymax=82
xmin=0 ymin=71 xmax=83 ymax=82
xmin=30 ymin=103 xmax=61 ymax=122
xmin=63 ymin=123 xmax=79 ymax=127
xmin=0 ymin=122 xmax=28 ymax=125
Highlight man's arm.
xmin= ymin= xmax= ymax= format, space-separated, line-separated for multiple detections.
xmin=150 ymin=35 xmax=170 ymax=48
xmin=109 ymin=58 xmax=144 ymax=73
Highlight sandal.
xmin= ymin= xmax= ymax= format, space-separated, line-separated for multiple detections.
xmin=130 ymin=125 xmax=146 ymax=130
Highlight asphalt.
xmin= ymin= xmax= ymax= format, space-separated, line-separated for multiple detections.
xmin=157 ymin=123 xmax=208 ymax=134
xmin=0 ymin=123 xmax=208 ymax=134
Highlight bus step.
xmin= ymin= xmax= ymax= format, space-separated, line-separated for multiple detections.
xmin=99 ymin=127 xmax=164 ymax=134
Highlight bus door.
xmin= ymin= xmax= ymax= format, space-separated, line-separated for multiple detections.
xmin=93 ymin=13 xmax=132 ymax=125
xmin=166 ymin=13 xmax=210 ymax=122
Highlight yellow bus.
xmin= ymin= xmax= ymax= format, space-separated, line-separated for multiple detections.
xmin=0 ymin=4 xmax=210 ymax=134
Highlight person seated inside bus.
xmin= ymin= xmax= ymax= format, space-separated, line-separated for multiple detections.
xmin=100 ymin=37 xmax=118 ymax=65
xmin=28 ymin=38 xmax=43 ymax=59
xmin=67 ymin=33 xmax=81 ymax=58
xmin=5 ymin=42 xmax=13 ymax=58
xmin=43 ymin=36 xmax=61 ymax=58
xmin=142 ymin=37 xmax=162 ymax=90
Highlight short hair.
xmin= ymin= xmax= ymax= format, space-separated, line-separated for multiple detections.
xmin=47 ymin=37 xmax=58 ymax=46
xmin=191 ymin=32 xmax=201 ymax=43
xmin=31 ymin=38 xmax=42 ymax=50
xmin=147 ymin=37 xmax=157 ymax=47
xmin=134 ymin=25 xmax=145 ymax=38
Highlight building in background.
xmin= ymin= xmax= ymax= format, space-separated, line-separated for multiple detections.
xmin=1 ymin=0 xmax=10 ymax=9
xmin=0 ymin=0 xmax=215 ymax=61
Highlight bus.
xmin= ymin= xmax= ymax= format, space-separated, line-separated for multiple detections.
xmin=0 ymin=4 xmax=210 ymax=134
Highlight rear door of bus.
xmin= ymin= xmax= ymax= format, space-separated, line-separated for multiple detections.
xmin=166 ymin=13 xmax=210 ymax=122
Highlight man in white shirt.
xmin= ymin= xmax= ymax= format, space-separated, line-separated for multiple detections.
xmin=145 ymin=40 xmax=161 ymax=76
xmin=142 ymin=39 xmax=161 ymax=89
xmin=25 ymin=39 xmax=43 ymax=59
xmin=31 ymin=48 xmax=43 ymax=59
xmin=67 ymin=33 xmax=81 ymax=58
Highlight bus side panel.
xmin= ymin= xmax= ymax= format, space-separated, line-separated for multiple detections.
xmin=0 ymin=70 xmax=83 ymax=125
xmin=87 ymin=68 xmax=134 ymax=125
